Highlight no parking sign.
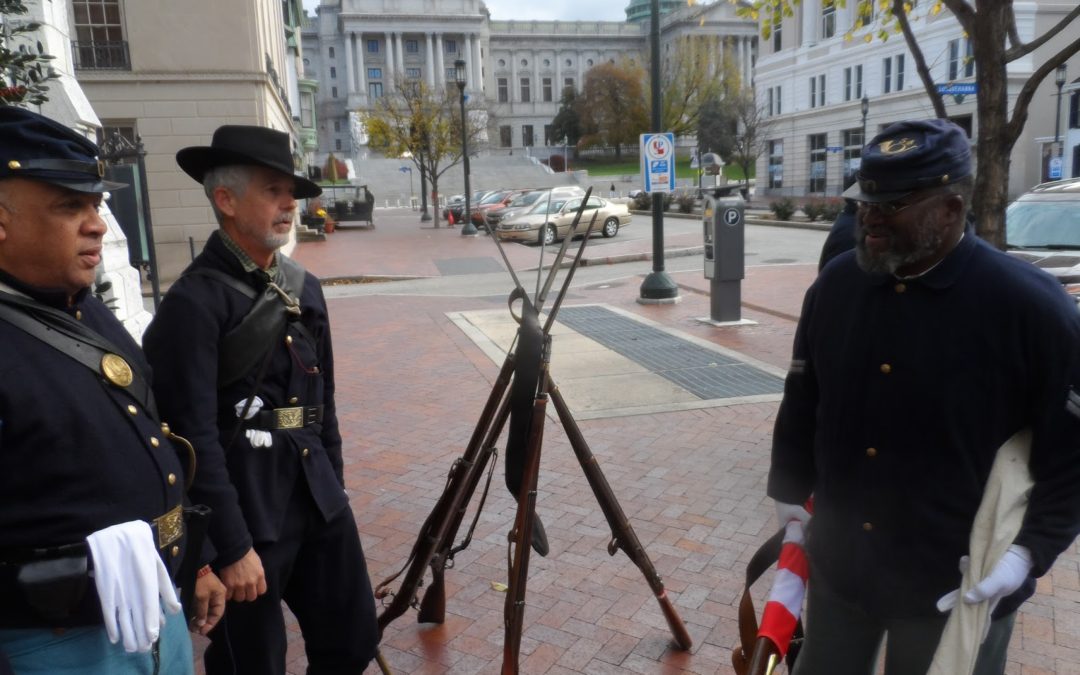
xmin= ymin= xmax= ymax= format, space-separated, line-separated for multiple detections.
xmin=640 ymin=133 xmax=675 ymax=193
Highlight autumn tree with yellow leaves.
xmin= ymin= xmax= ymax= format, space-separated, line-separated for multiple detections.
xmin=741 ymin=0 xmax=1080 ymax=248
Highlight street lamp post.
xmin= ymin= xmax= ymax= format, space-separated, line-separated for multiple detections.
xmin=860 ymin=94 xmax=869 ymax=147
xmin=1055 ymin=64 xmax=1067 ymax=165
xmin=455 ymin=58 xmax=478 ymax=236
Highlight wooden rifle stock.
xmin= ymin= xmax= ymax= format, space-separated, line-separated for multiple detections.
xmin=377 ymin=355 xmax=515 ymax=632
xmin=502 ymin=394 xmax=548 ymax=674
xmin=549 ymin=381 xmax=693 ymax=651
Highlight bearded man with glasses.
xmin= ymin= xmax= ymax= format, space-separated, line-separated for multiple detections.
xmin=767 ymin=118 xmax=1080 ymax=674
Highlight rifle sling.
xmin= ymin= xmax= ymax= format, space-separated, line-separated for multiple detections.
xmin=733 ymin=526 xmax=803 ymax=674
xmin=0 ymin=291 xmax=157 ymax=417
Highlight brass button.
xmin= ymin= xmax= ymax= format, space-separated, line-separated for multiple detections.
xmin=150 ymin=436 xmax=160 ymax=447
xmin=167 ymin=473 xmax=177 ymax=485
xmin=171 ymin=545 xmax=180 ymax=558
xmin=866 ymin=447 xmax=877 ymax=457
xmin=75 ymin=310 xmax=82 ymax=320
xmin=289 ymin=396 xmax=299 ymax=404
xmin=863 ymin=522 xmax=873 ymax=531
xmin=880 ymin=363 xmax=892 ymax=374
xmin=285 ymin=335 xmax=293 ymax=345
xmin=160 ymin=422 xmax=171 ymax=434
xmin=894 ymin=283 xmax=906 ymax=293
xmin=312 ymin=366 xmax=320 ymax=374
xmin=127 ymin=405 xmax=138 ymax=415
xmin=302 ymin=447 xmax=310 ymax=457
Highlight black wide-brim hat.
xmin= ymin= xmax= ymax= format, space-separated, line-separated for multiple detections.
xmin=842 ymin=118 xmax=972 ymax=203
xmin=176 ymin=125 xmax=321 ymax=199
xmin=0 ymin=107 xmax=126 ymax=193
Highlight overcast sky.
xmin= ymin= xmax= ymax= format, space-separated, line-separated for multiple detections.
xmin=300 ymin=0 xmax=628 ymax=22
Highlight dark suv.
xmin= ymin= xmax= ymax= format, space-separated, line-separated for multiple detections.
xmin=1005 ymin=177 xmax=1080 ymax=305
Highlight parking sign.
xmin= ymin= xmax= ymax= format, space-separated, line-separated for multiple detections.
xmin=641 ymin=133 xmax=675 ymax=193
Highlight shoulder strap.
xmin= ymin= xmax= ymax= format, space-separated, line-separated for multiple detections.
xmin=0 ymin=291 xmax=158 ymax=416
xmin=732 ymin=527 xmax=803 ymax=675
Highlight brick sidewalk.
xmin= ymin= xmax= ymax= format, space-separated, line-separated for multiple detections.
xmin=191 ymin=214 xmax=1080 ymax=674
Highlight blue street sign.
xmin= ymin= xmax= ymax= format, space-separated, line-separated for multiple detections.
xmin=826 ymin=145 xmax=843 ymax=153
xmin=1049 ymin=157 xmax=1063 ymax=180
xmin=640 ymin=133 xmax=675 ymax=193
xmin=936 ymin=82 xmax=978 ymax=95
xmin=399 ymin=166 xmax=411 ymax=173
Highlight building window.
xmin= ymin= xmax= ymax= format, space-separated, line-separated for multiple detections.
xmin=368 ymin=82 xmax=383 ymax=98
xmin=335 ymin=139 xmax=342 ymax=150
xmin=963 ymin=39 xmax=974 ymax=77
xmin=821 ymin=1 xmax=836 ymax=39
xmin=542 ymin=77 xmax=553 ymax=102
xmin=333 ymin=120 xmax=341 ymax=132
xmin=331 ymin=86 xmax=338 ymax=98
xmin=368 ymin=68 xmax=382 ymax=80
xmin=842 ymin=128 xmax=863 ymax=189
xmin=773 ymin=24 xmax=782 ymax=52
xmin=406 ymin=67 xmax=421 ymax=79
xmin=328 ymin=46 xmax=335 ymax=59
xmin=329 ymin=66 xmax=336 ymax=79
xmin=445 ymin=39 xmax=457 ymax=54
xmin=810 ymin=74 xmax=825 ymax=108
xmin=948 ymin=39 xmax=960 ymax=80
xmin=405 ymin=39 xmax=418 ymax=53
xmin=766 ymin=85 xmax=782 ymax=116
xmin=300 ymin=93 xmax=314 ymax=127
xmin=809 ymin=133 xmax=827 ymax=193
xmin=768 ymin=139 xmax=783 ymax=189
xmin=843 ymin=65 xmax=862 ymax=101
xmin=498 ymin=78 xmax=508 ymax=103
xmin=587 ymin=59 xmax=593 ymax=67
xmin=520 ymin=78 xmax=531 ymax=103
xmin=367 ymin=39 xmax=379 ymax=53
xmin=544 ymin=124 xmax=553 ymax=145
xmin=96 ymin=123 xmax=136 ymax=164
xmin=564 ymin=77 xmax=574 ymax=93
xmin=522 ymin=125 xmax=534 ymax=147
xmin=520 ymin=59 xmax=528 ymax=68
xmin=896 ymin=54 xmax=906 ymax=89
xmin=500 ymin=125 xmax=512 ymax=147
xmin=71 ymin=0 xmax=129 ymax=69
xmin=883 ymin=57 xmax=893 ymax=93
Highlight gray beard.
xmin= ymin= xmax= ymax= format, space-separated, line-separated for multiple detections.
xmin=854 ymin=211 xmax=947 ymax=275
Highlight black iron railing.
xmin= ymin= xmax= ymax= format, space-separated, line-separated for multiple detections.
xmin=72 ymin=41 xmax=130 ymax=70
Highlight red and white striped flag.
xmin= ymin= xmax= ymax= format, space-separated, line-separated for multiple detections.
xmin=758 ymin=505 xmax=811 ymax=656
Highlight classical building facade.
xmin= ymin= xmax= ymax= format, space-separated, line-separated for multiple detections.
xmin=301 ymin=0 xmax=758 ymax=162
xmin=753 ymin=0 xmax=1079 ymax=200
xmin=72 ymin=0 xmax=316 ymax=282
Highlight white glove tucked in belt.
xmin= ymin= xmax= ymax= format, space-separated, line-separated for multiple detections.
xmin=235 ymin=396 xmax=273 ymax=448
xmin=86 ymin=520 xmax=182 ymax=653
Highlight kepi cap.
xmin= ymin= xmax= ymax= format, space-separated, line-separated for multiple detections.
xmin=0 ymin=107 xmax=125 ymax=193
xmin=176 ymin=125 xmax=321 ymax=199
xmin=843 ymin=118 xmax=971 ymax=202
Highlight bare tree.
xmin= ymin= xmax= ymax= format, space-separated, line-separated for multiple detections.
xmin=726 ymin=88 xmax=775 ymax=195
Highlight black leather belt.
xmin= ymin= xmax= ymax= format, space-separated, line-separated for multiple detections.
xmin=251 ymin=404 xmax=323 ymax=430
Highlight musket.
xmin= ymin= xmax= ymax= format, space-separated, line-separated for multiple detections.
xmin=502 ymin=369 xmax=549 ymax=674
xmin=548 ymin=381 xmax=694 ymax=651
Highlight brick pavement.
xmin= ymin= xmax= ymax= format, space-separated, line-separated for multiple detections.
xmin=191 ymin=210 xmax=1080 ymax=674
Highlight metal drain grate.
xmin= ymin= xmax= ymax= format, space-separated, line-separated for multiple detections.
xmin=556 ymin=306 xmax=785 ymax=400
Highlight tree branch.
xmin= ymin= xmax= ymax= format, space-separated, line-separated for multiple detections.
xmin=1006 ymin=34 xmax=1080 ymax=144
xmin=894 ymin=0 xmax=947 ymax=118
xmin=1004 ymin=4 xmax=1080 ymax=61
xmin=940 ymin=0 xmax=976 ymax=35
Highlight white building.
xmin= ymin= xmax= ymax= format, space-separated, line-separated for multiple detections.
xmin=301 ymin=0 xmax=758 ymax=162
xmin=753 ymin=0 xmax=1079 ymax=200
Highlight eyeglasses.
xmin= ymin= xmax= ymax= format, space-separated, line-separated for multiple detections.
xmin=856 ymin=191 xmax=949 ymax=217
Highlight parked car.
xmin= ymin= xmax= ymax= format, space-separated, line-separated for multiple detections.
xmin=470 ymin=189 xmax=529 ymax=230
xmin=443 ymin=190 xmax=491 ymax=223
xmin=485 ymin=186 xmax=585 ymax=229
xmin=495 ymin=195 xmax=632 ymax=245
xmin=1005 ymin=177 xmax=1080 ymax=305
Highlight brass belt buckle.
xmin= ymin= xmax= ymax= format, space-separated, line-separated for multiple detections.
xmin=274 ymin=407 xmax=304 ymax=430
xmin=154 ymin=505 xmax=184 ymax=550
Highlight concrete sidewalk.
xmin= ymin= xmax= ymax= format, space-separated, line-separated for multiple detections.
xmin=194 ymin=209 xmax=1080 ymax=674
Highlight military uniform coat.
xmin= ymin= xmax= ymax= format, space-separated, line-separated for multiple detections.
xmin=143 ymin=231 xmax=347 ymax=568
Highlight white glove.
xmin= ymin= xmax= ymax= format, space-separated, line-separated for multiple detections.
xmin=236 ymin=397 xmax=272 ymax=447
xmin=234 ymin=396 xmax=264 ymax=419
xmin=937 ymin=545 xmax=1034 ymax=617
xmin=245 ymin=429 xmax=273 ymax=448
xmin=86 ymin=521 xmax=182 ymax=653
xmin=775 ymin=500 xmax=812 ymax=528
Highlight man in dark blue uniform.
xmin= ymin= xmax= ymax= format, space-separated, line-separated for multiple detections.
xmin=0 ymin=108 xmax=223 ymax=673
xmin=143 ymin=125 xmax=378 ymax=675
xmin=769 ymin=119 xmax=1080 ymax=674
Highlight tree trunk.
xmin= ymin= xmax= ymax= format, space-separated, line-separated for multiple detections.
xmin=971 ymin=5 xmax=1012 ymax=250
xmin=430 ymin=175 xmax=441 ymax=228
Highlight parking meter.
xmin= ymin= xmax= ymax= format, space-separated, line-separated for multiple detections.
xmin=701 ymin=187 xmax=745 ymax=321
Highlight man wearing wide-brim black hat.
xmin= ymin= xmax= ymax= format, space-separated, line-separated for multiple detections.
xmin=0 ymin=106 xmax=225 ymax=673
xmin=143 ymin=125 xmax=379 ymax=674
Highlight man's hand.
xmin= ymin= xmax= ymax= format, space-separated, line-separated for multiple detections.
xmin=190 ymin=568 xmax=227 ymax=635
xmin=936 ymin=545 xmax=1033 ymax=641
xmin=218 ymin=549 xmax=267 ymax=602
xmin=775 ymin=500 xmax=812 ymax=528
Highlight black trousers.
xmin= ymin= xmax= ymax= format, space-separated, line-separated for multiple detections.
xmin=204 ymin=482 xmax=378 ymax=675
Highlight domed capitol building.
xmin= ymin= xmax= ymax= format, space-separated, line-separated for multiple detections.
xmin=301 ymin=0 xmax=758 ymax=158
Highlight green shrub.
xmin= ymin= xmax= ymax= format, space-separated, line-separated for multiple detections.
xmin=632 ymin=192 xmax=651 ymax=210
xmin=820 ymin=198 xmax=845 ymax=222
xmin=770 ymin=198 xmax=796 ymax=221
xmin=675 ymin=192 xmax=696 ymax=213
xmin=801 ymin=199 xmax=826 ymax=222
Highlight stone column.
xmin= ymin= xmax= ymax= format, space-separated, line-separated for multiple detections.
xmin=385 ymin=32 xmax=395 ymax=92
xmin=395 ymin=31 xmax=405 ymax=82
xmin=435 ymin=33 xmax=445 ymax=88
xmin=464 ymin=34 xmax=474 ymax=90
xmin=344 ymin=31 xmax=356 ymax=95
xmin=577 ymin=50 xmax=583 ymax=91
xmin=357 ymin=33 xmax=367 ymax=100
xmin=533 ymin=49 xmax=540 ymax=104
xmin=555 ymin=50 xmax=561 ymax=99
xmin=510 ymin=50 xmax=518 ymax=103
xmin=426 ymin=32 xmax=435 ymax=88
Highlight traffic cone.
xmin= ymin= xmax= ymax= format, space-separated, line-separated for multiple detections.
xmin=447 ymin=212 xmax=455 ymax=226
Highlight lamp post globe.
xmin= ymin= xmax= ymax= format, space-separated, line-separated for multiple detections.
xmin=455 ymin=59 xmax=478 ymax=236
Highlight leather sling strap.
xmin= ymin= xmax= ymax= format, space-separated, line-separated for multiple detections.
xmin=732 ymin=526 xmax=803 ymax=675
xmin=0 ymin=290 xmax=157 ymax=417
